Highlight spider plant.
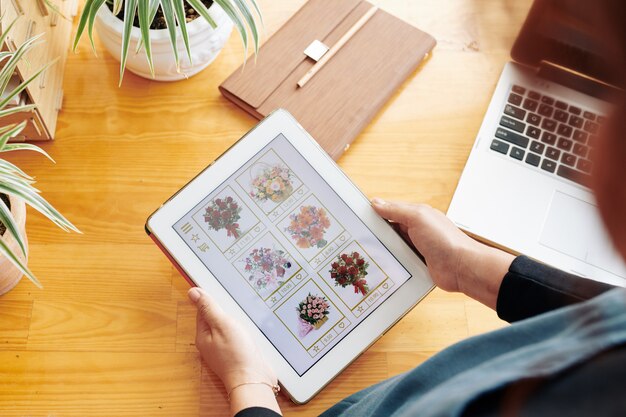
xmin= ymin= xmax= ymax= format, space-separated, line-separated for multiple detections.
xmin=0 ymin=19 xmax=80 ymax=288
xmin=73 ymin=0 xmax=262 ymax=84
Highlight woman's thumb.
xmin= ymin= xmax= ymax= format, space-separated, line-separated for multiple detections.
xmin=372 ymin=198 xmax=414 ymax=226
xmin=188 ymin=287 xmax=224 ymax=324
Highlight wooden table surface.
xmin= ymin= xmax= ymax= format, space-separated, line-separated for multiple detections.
xmin=0 ymin=0 xmax=533 ymax=415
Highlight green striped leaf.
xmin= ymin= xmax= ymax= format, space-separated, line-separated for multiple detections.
xmin=187 ymin=0 xmax=217 ymax=28
xmin=172 ymin=0 xmax=192 ymax=64
xmin=213 ymin=0 xmax=247 ymax=57
xmin=73 ymin=0 xmax=96 ymax=51
xmin=138 ymin=0 xmax=155 ymax=77
xmin=1 ymin=143 xmax=55 ymax=162
xmin=160 ymin=0 xmax=180 ymax=71
xmin=0 ymin=121 xmax=26 ymax=149
xmin=232 ymin=0 xmax=259 ymax=54
xmin=0 ymin=160 xmax=31 ymax=179
xmin=247 ymin=0 xmax=263 ymax=27
xmin=86 ymin=0 xmax=107 ymax=54
xmin=43 ymin=0 xmax=71 ymax=21
xmin=0 ymin=236 xmax=41 ymax=288
xmin=112 ymin=0 xmax=123 ymax=15
xmin=119 ymin=0 xmax=139 ymax=84
xmin=0 ymin=34 xmax=45 ymax=95
xmin=0 ymin=59 xmax=57 ymax=110
xmin=0 ymin=104 xmax=37 ymax=119
xmin=134 ymin=0 xmax=160 ymax=54
xmin=0 ymin=171 xmax=38 ymax=190
xmin=0 ymin=167 xmax=33 ymax=184
xmin=0 ymin=196 xmax=26 ymax=255
xmin=0 ymin=182 xmax=80 ymax=234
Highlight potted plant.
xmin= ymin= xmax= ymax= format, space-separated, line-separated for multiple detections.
xmin=0 ymin=21 xmax=80 ymax=295
xmin=74 ymin=0 xmax=262 ymax=82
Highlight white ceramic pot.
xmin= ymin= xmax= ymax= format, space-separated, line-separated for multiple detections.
xmin=0 ymin=195 xmax=28 ymax=296
xmin=95 ymin=3 xmax=234 ymax=81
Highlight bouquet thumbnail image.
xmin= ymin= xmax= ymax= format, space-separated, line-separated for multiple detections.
xmin=243 ymin=247 xmax=292 ymax=291
xmin=249 ymin=163 xmax=294 ymax=204
xmin=204 ymin=196 xmax=242 ymax=238
xmin=286 ymin=206 xmax=331 ymax=249
xmin=297 ymin=293 xmax=330 ymax=337
xmin=329 ymin=251 xmax=370 ymax=296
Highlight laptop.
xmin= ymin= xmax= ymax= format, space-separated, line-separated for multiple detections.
xmin=447 ymin=0 xmax=626 ymax=286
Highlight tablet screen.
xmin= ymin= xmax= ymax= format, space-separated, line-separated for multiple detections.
xmin=173 ymin=134 xmax=411 ymax=375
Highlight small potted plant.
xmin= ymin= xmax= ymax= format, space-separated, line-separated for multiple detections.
xmin=74 ymin=0 xmax=262 ymax=82
xmin=0 ymin=23 xmax=80 ymax=295
xmin=329 ymin=251 xmax=370 ymax=296
xmin=297 ymin=293 xmax=330 ymax=337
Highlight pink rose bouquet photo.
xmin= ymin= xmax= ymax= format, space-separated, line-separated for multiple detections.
xmin=296 ymin=293 xmax=330 ymax=337
xmin=329 ymin=251 xmax=370 ymax=296
xmin=250 ymin=163 xmax=294 ymax=204
xmin=243 ymin=247 xmax=292 ymax=291
xmin=285 ymin=206 xmax=331 ymax=249
xmin=203 ymin=196 xmax=242 ymax=238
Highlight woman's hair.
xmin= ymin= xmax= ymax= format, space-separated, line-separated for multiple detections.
xmin=590 ymin=1 xmax=626 ymax=258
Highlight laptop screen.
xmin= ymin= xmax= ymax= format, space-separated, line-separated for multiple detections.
xmin=511 ymin=0 xmax=621 ymax=88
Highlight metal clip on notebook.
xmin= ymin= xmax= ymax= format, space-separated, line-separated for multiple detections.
xmin=298 ymin=6 xmax=379 ymax=88
xmin=219 ymin=0 xmax=436 ymax=160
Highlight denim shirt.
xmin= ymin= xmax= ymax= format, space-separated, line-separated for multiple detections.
xmin=321 ymin=287 xmax=626 ymax=416
xmin=237 ymin=257 xmax=626 ymax=417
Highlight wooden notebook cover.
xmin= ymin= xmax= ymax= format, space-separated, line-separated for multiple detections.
xmin=219 ymin=0 xmax=436 ymax=160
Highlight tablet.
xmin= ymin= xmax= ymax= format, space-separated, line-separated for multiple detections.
xmin=146 ymin=109 xmax=433 ymax=403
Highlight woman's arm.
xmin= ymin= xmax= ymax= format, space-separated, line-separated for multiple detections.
xmin=372 ymin=198 xmax=514 ymax=310
xmin=187 ymin=288 xmax=282 ymax=417
xmin=496 ymin=255 xmax=615 ymax=322
xmin=371 ymin=199 xmax=616 ymax=320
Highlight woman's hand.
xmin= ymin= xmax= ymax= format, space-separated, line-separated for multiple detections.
xmin=372 ymin=199 xmax=514 ymax=309
xmin=188 ymin=287 xmax=281 ymax=416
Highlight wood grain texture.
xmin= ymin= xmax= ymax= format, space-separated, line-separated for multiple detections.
xmin=221 ymin=0 xmax=437 ymax=159
xmin=0 ymin=352 xmax=200 ymax=416
xmin=0 ymin=301 xmax=32 ymax=349
xmin=27 ymin=300 xmax=178 ymax=352
xmin=0 ymin=0 xmax=529 ymax=415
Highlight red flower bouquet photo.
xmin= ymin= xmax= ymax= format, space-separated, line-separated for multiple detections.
xmin=203 ymin=196 xmax=242 ymax=238
xmin=286 ymin=205 xmax=331 ymax=249
xmin=329 ymin=251 xmax=370 ymax=296
xmin=296 ymin=293 xmax=330 ymax=337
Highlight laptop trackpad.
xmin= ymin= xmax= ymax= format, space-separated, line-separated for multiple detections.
xmin=539 ymin=191 xmax=626 ymax=278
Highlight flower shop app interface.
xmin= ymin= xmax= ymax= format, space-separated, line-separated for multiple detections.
xmin=174 ymin=134 xmax=411 ymax=375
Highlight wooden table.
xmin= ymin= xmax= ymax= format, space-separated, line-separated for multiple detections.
xmin=0 ymin=0 xmax=532 ymax=415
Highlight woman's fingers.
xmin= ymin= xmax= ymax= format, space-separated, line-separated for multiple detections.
xmin=188 ymin=287 xmax=225 ymax=332
xmin=372 ymin=198 xmax=428 ymax=227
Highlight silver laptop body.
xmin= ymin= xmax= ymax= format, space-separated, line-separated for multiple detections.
xmin=447 ymin=0 xmax=626 ymax=286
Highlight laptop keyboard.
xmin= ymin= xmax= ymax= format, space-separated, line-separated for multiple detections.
xmin=489 ymin=84 xmax=605 ymax=187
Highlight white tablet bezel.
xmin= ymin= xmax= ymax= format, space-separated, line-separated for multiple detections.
xmin=146 ymin=109 xmax=433 ymax=403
